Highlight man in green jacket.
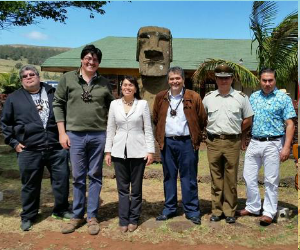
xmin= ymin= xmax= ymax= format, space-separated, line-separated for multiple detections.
xmin=53 ymin=44 xmax=114 ymax=235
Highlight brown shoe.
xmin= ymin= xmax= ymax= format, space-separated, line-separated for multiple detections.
xmin=119 ymin=226 xmax=128 ymax=233
xmin=61 ymin=218 xmax=85 ymax=234
xmin=259 ymin=215 xmax=272 ymax=226
xmin=87 ymin=217 xmax=100 ymax=235
xmin=128 ymin=224 xmax=138 ymax=232
xmin=237 ymin=209 xmax=259 ymax=217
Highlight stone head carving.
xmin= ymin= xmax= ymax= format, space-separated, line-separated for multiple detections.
xmin=136 ymin=26 xmax=172 ymax=77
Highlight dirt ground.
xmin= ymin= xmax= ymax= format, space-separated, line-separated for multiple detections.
xmin=0 ymin=176 xmax=298 ymax=250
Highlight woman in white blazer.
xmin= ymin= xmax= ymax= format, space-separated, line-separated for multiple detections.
xmin=104 ymin=76 xmax=155 ymax=233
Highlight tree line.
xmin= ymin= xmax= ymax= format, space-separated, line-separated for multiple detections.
xmin=0 ymin=45 xmax=69 ymax=65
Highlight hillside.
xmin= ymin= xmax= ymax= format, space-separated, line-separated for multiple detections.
xmin=0 ymin=44 xmax=70 ymax=80
xmin=0 ymin=44 xmax=70 ymax=66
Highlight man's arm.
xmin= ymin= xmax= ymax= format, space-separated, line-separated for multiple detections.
xmin=1 ymin=96 xmax=19 ymax=150
xmin=280 ymin=119 xmax=295 ymax=162
xmin=57 ymin=122 xmax=70 ymax=149
xmin=241 ymin=116 xmax=252 ymax=132
xmin=241 ymin=116 xmax=252 ymax=150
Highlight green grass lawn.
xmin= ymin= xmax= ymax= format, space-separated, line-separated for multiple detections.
xmin=0 ymin=146 xmax=296 ymax=181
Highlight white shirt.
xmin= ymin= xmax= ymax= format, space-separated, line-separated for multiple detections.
xmin=165 ymin=89 xmax=190 ymax=137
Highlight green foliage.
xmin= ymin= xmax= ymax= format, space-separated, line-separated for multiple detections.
xmin=250 ymin=1 xmax=298 ymax=87
xmin=0 ymin=68 xmax=21 ymax=94
xmin=193 ymin=2 xmax=298 ymax=89
xmin=14 ymin=62 xmax=23 ymax=69
xmin=0 ymin=1 xmax=108 ymax=30
xmin=192 ymin=58 xmax=260 ymax=89
xmin=0 ymin=45 xmax=69 ymax=65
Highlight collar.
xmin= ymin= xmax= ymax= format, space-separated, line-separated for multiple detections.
xmin=260 ymin=87 xmax=278 ymax=97
xmin=168 ymin=88 xmax=184 ymax=99
xmin=216 ymin=87 xmax=234 ymax=97
xmin=79 ymin=68 xmax=98 ymax=79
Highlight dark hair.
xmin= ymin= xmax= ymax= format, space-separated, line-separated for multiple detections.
xmin=19 ymin=65 xmax=39 ymax=79
xmin=259 ymin=68 xmax=276 ymax=78
xmin=81 ymin=44 xmax=102 ymax=63
xmin=120 ymin=75 xmax=141 ymax=100
xmin=167 ymin=66 xmax=185 ymax=81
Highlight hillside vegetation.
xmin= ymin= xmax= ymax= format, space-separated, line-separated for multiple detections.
xmin=0 ymin=44 xmax=69 ymax=65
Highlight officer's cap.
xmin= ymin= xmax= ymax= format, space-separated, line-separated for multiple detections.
xmin=214 ymin=63 xmax=234 ymax=77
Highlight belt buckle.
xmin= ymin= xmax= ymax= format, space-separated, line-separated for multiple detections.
xmin=220 ymin=135 xmax=226 ymax=140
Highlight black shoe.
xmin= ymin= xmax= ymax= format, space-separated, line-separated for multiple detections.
xmin=21 ymin=220 xmax=32 ymax=231
xmin=225 ymin=216 xmax=236 ymax=224
xmin=156 ymin=213 xmax=176 ymax=221
xmin=210 ymin=215 xmax=222 ymax=222
xmin=186 ymin=216 xmax=201 ymax=225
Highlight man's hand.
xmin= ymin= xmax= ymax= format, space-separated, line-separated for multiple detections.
xmin=59 ymin=133 xmax=71 ymax=149
xmin=15 ymin=143 xmax=25 ymax=153
xmin=105 ymin=153 xmax=112 ymax=166
xmin=280 ymin=146 xmax=290 ymax=162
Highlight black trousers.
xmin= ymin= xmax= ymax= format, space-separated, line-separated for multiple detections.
xmin=18 ymin=149 xmax=70 ymax=221
xmin=113 ymin=157 xmax=146 ymax=226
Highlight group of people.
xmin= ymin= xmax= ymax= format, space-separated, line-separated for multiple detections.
xmin=1 ymin=44 xmax=295 ymax=235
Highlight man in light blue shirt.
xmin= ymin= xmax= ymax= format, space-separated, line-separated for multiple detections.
xmin=239 ymin=68 xmax=296 ymax=226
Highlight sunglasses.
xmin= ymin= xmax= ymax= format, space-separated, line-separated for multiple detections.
xmin=22 ymin=73 xmax=36 ymax=79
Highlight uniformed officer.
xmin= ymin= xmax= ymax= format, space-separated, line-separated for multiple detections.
xmin=202 ymin=63 xmax=253 ymax=223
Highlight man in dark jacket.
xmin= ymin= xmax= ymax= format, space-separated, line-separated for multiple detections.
xmin=1 ymin=65 xmax=71 ymax=231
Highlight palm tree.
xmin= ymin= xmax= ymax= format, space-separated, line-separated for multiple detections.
xmin=193 ymin=1 xmax=298 ymax=90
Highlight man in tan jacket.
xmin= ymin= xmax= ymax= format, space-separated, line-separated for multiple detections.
xmin=153 ymin=66 xmax=206 ymax=225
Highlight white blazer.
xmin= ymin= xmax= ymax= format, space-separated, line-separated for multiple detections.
xmin=105 ymin=98 xmax=155 ymax=158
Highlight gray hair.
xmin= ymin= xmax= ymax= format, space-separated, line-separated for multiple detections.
xmin=167 ymin=66 xmax=185 ymax=81
xmin=19 ymin=65 xmax=40 ymax=79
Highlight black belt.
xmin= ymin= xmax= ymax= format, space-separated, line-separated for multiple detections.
xmin=252 ymin=135 xmax=282 ymax=141
xmin=167 ymin=135 xmax=191 ymax=140
xmin=207 ymin=133 xmax=241 ymax=140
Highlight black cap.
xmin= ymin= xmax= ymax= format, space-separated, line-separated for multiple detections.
xmin=215 ymin=63 xmax=234 ymax=77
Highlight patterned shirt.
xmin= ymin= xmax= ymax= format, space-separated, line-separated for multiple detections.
xmin=30 ymin=87 xmax=50 ymax=129
xmin=250 ymin=88 xmax=296 ymax=137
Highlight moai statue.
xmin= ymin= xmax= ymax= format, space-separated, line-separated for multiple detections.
xmin=136 ymin=26 xmax=172 ymax=110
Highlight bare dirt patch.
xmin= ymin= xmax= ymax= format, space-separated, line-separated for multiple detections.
xmin=0 ymin=177 xmax=297 ymax=250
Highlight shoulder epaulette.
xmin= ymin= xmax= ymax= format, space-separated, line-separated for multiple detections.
xmin=205 ymin=91 xmax=213 ymax=97
xmin=238 ymin=91 xmax=246 ymax=97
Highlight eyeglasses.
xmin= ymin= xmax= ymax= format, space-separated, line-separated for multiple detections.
xmin=22 ymin=73 xmax=36 ymax=79
xmin=83 ymin=56 xmax=99 ymax=63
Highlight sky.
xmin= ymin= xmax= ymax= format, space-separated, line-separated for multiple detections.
xmin=0 ymin=1 xmax=298 ymax=48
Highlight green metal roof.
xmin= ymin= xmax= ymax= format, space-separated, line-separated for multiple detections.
xmin=42 ymin=36 xmax=258 ymax=71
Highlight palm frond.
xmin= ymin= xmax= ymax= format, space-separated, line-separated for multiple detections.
xmin=250 ymin=1 xmax=278 ymax=69
xmin=192 ymin=59 xmax=259 ymax=89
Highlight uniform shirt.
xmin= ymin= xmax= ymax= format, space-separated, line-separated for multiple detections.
xmin=250 ymin=88 xmax=296 ymax=137
xmin=165 ymin=89 xmax=190 ymax=137
xmin=30 ymin=87 xmax=49 ymax=129
xmin=203 ymin=88 xmax=253 ymax=135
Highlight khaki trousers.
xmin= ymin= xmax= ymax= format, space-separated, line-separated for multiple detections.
xmin=206 ymin=138 xmax=241 ymax=217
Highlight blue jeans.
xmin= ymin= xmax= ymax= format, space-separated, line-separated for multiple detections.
xmin=67 ymin=131 xmax=106 ymax=220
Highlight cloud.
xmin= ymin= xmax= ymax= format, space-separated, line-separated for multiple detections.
xmin=24 ymin=31 xmax=49 ymax=41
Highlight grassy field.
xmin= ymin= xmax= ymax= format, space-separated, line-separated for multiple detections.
xmin=0 ymin=58 xmax=61 ymax=80
xmin=0 ymin=146 xmax=296 ymax=181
